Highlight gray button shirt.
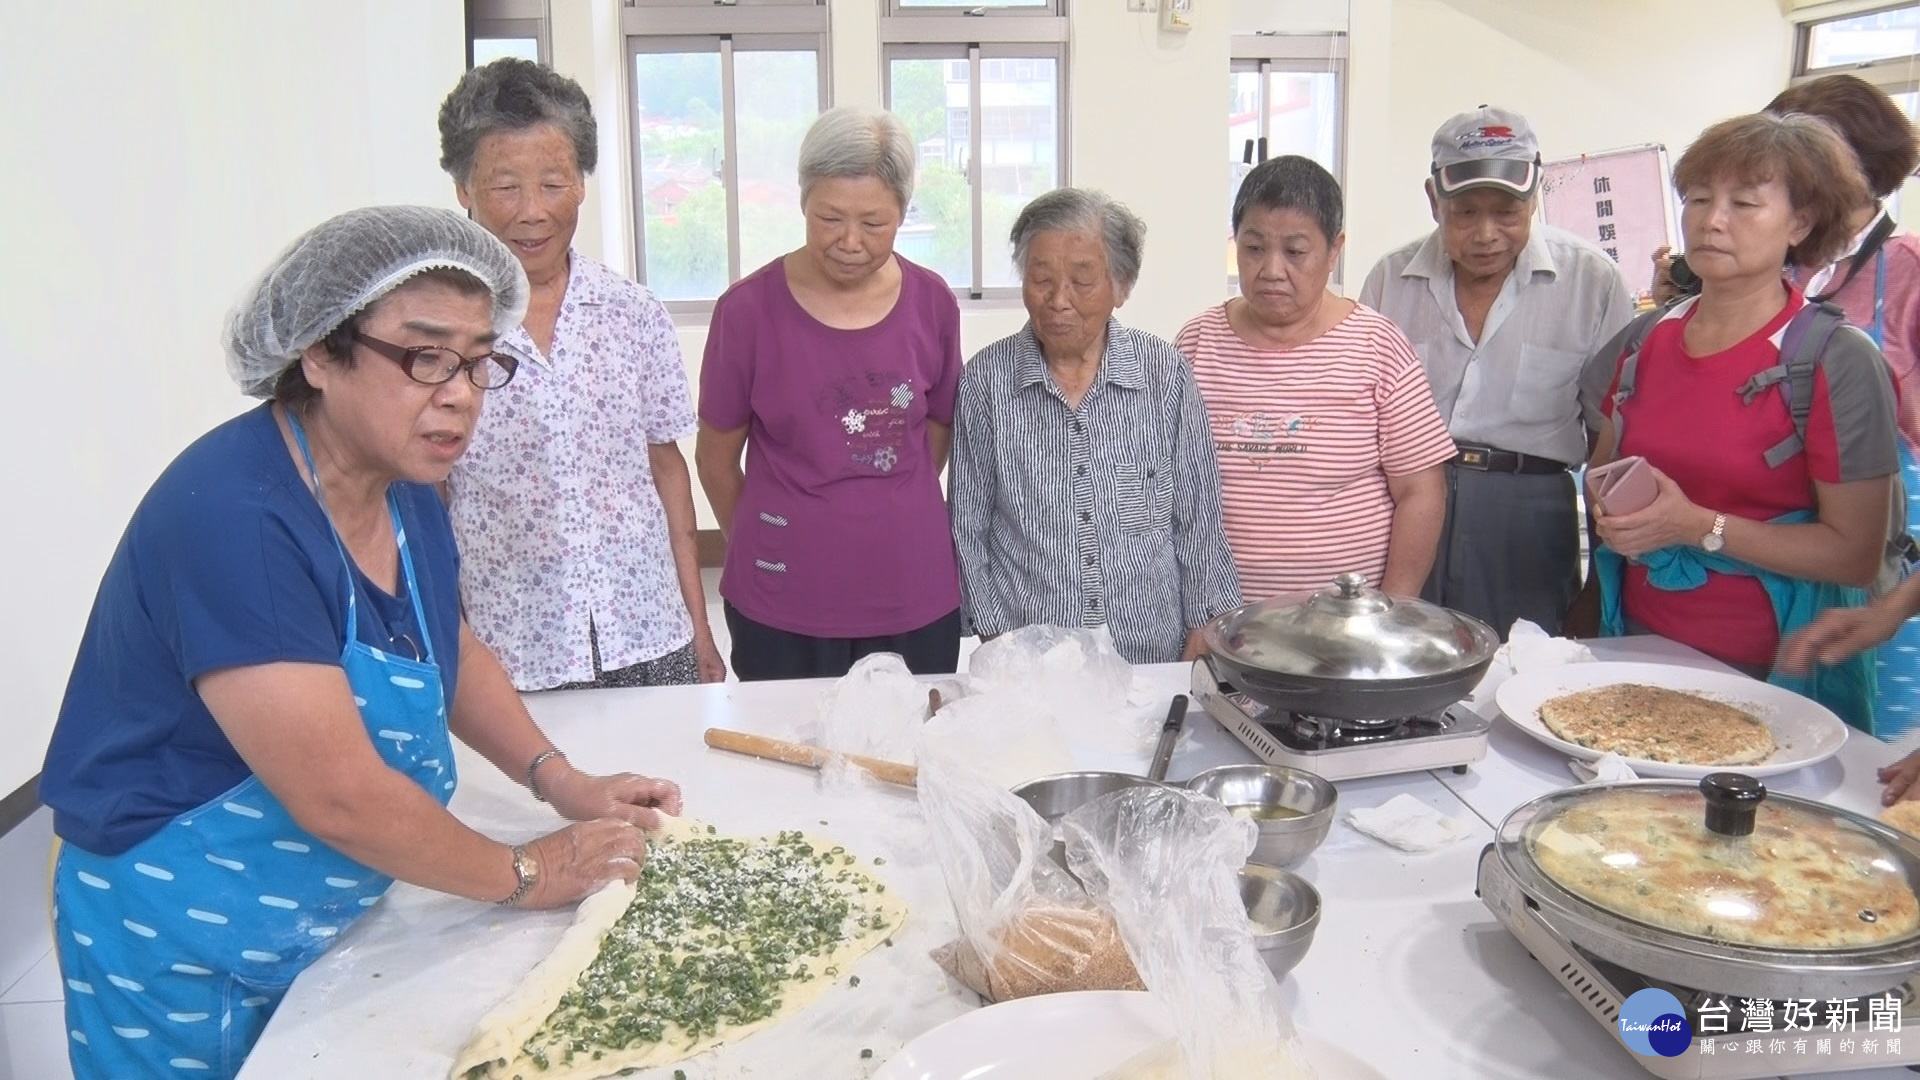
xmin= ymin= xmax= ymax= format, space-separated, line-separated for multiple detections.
xmin=949 ymin=319 xmax=1243 ymax=664
xmin=1359 ymin=223 xmax=1636 ymax=466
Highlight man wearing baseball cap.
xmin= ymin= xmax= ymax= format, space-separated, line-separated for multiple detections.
xmin=1359 ymin=106 xmax=1634 ymax=639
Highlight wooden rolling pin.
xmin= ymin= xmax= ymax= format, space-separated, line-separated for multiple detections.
xmin=702 ymin=728 xmax=919 ymax=789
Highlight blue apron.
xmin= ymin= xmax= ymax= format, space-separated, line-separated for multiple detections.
xmin=52 ymin=412 xmax=457 ymax=1079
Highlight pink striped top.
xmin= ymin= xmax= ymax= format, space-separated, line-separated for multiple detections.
xmin=1176 ymin=302 xmax=1456 ymax=602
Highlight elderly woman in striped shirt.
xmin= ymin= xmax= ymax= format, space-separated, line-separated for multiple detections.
xmin=1178 ymin=156 xmax=1454 ymax=603
xmin=949 ymin=188 xmax=1243 ymax=664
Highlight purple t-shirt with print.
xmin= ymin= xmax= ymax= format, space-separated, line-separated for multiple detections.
xmin=700 ymin=255 xmax=963 ymax=637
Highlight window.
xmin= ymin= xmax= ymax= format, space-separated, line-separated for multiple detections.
xmin=469 ymin=0 xmax=550 ymax=67
xmin=896 ymin=0 xmax=1051 ymax=8
xmin=1225 ymin=34 xmax=1346 ymax=286
xmin=1803 ymin=3 xmax=1920 ymax=69
xmin=1791 ymin=4 xmax=1920 ymax=220
xmin=623 ymin=2 xmax=829 ymax=309
xmin=882 ymin=0 xmax=1069 ymax=298
xmin=1795 ymin=4 xmax=1920 ymax=91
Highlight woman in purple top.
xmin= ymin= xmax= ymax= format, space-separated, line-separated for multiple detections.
xmin=696 ymin=106 xmax=964 ymax=681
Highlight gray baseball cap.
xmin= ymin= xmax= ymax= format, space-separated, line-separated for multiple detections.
xmin=1430 ymin=105 xmax=1541 ymax=198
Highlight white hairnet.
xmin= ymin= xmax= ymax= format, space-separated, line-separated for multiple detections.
xmin=224 ymin=205 xmax=530 ymax=399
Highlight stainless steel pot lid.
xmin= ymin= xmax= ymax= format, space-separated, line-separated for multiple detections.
xmin=1203 ymin=573 xmax=1497 ymax=682
xmin=1498 ymin=775 xmax=1920 ymax=955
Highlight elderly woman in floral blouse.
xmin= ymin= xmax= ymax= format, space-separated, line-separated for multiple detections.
xmin=437 ymin=59 xmax=723 ymax=690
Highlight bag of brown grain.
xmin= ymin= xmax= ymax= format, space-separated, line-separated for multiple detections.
xmin=930 ymin=902 xmax=1143 ymax=1001
xmin=917 ymin=712 xmax=1141 ymax=1003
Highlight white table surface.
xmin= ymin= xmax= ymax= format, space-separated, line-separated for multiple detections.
xmin=240 ymin=645 xmax=1919 ymax=1080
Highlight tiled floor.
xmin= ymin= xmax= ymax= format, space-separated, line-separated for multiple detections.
xmin=0 ymin=569 xmax=978 ymax=1079
xmin=0 ymin=808 xmax=63 ymax=1080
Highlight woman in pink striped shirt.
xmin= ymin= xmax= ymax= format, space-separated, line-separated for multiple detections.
xmin=1178 ymin=156 xmax=1454 ymax=603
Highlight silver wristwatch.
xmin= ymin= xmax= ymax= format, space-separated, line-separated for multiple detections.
xmin=498 ymin=844 xmax=539 ymax=907
xmin=1701 ymin=512 xmax=1728 ymax=554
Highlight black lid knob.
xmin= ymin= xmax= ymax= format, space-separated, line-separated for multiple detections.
xmin=1701 ymin=773 xmax=1766 ymax=836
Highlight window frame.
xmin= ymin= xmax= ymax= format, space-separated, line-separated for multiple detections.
xmin=1793 ymin=2 xmax=1920 ymax=92
xmin=1226 ymin=33 xmax=1349 ymax=291
xmin=883 ymin=0 xmax=1064 ymax=21
xmin=622 ymin=2 xmax=831 ymax=314
xmin=468 ymin=0 xmax=552 ymax=67
xmin=881 ymin=7 xmax=1069 ymax=301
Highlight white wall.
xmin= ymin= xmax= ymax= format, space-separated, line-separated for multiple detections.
xmin=0 ymin=1 xmax=467 ymax=797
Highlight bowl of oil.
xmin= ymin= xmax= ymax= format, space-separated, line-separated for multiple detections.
xmin=1184 ymin=764 xmax=1336 ymax=869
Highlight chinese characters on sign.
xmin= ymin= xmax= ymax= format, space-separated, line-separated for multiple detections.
xmin=1538 ymin=145 xmax=1674 ymax=305
xmin=1594 ymin=192 xmax=1617 ymax=260
xmin=1692 ymin=993 xmax=1903 ymax=1057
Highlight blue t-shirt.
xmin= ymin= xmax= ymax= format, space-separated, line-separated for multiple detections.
xmin=41 ymin=404 xmax=463 ymax=856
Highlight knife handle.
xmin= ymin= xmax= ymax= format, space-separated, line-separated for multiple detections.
xmin=1148 ymin=694 xmax=1190 ymax=782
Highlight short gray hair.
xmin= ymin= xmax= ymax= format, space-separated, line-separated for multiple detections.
xmin=438 ymin=58 xmax=597 ymax=184
xmin=1009 ymin=189 xmax=1147 ymax=296
xmin=797 ymin=107 xmax=917 ymax=211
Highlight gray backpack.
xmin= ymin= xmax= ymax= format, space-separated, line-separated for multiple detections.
xmin=1602 ymin=299 xmax=1919 ymax=596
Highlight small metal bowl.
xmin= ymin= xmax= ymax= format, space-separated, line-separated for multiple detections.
xmin=1240 ymin=864 xmax=1321 ymax=981
xmin=1012 ymin=771 xmax=1175 ymax=870
xmin=1012 ymin=771 xmax=1174 ymax=823
xmin=1185 ymin=764 xmax=1337 ymax=869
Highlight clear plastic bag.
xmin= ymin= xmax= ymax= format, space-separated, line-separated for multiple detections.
xmin=915 ymin=689 xmax=1077 ymax=791
xmin=814 ymin=653 xmax=965 ymax=789
xmin=1064 ymin=787 xmax=1316 ymax=1080
xmin=916 ymin=735 xmax=1142 ymax=1003
xmin=967 ymin=625 xmax=1155 ymax=755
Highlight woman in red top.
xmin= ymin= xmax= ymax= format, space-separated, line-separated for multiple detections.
xmin=1588 ymin=113 xmax=1899 ymax=727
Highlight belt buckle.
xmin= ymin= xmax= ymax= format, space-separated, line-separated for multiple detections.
xmin=1459 ymin=448 xmax=1488 ymax=469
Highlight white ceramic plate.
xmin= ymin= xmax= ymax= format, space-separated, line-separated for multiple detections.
xmin=1493 ymin=661 xmax=1849 ymax=779
xmin=873 ymin=990 xmax=1387 ymax=1080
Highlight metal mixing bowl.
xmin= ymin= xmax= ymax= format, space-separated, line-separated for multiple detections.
xmin=1012 ymin=771 xmax=1174 ymax=823
xmin=1012 ymin=771 xmax=1175 ymax=870
xmin=1185 ymin=764 xmax=1337 ymax=868
xmin=1240 ymin=864 xmax=1321 ymax=980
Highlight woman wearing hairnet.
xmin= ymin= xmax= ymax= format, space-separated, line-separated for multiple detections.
xmin=37 ymin=205 xmax=682 ymax=1079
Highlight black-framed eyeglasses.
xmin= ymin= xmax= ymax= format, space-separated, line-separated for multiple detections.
xmin=352 ymin=331 xmax=518 ymax=390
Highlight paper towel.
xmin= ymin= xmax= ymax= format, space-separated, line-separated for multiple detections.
xmin=1500 ymin=619 xmax=1595 ymax=672
xmin=1569 ymin=752 xmax=1639 ymax=784
xmin=1345 ymin=793 xmax=1470 ymax=852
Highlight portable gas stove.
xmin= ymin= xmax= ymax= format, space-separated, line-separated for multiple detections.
xmin=1190 ymin=658 xmax=1490 ymax=781
xmin=1478 ymin=845 xmax=1920 ymax=1077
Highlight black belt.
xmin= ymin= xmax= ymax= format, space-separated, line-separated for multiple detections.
xmin=1452 ymin=444 xmax=1570 ymax=475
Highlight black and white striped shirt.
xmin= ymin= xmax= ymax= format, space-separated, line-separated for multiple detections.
xmin=950 ymin=319 xmax=1243 ymax=663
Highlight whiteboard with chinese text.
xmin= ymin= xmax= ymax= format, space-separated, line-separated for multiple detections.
xmin=1539 ymin=144 xmax=1675 ymax=301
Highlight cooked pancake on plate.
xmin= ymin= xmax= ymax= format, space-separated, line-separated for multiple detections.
xmin=1537 ymin=683 xmax=1775 ymax=765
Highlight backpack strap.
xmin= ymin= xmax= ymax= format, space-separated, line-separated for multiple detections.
xmin=1741 ymin=299 xmax=1919 ymax=594
xmin=1736 ymin=300 xmax=1848 ymax=468
xmin=1600 ymin=308 xmax=1666 ymax=448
